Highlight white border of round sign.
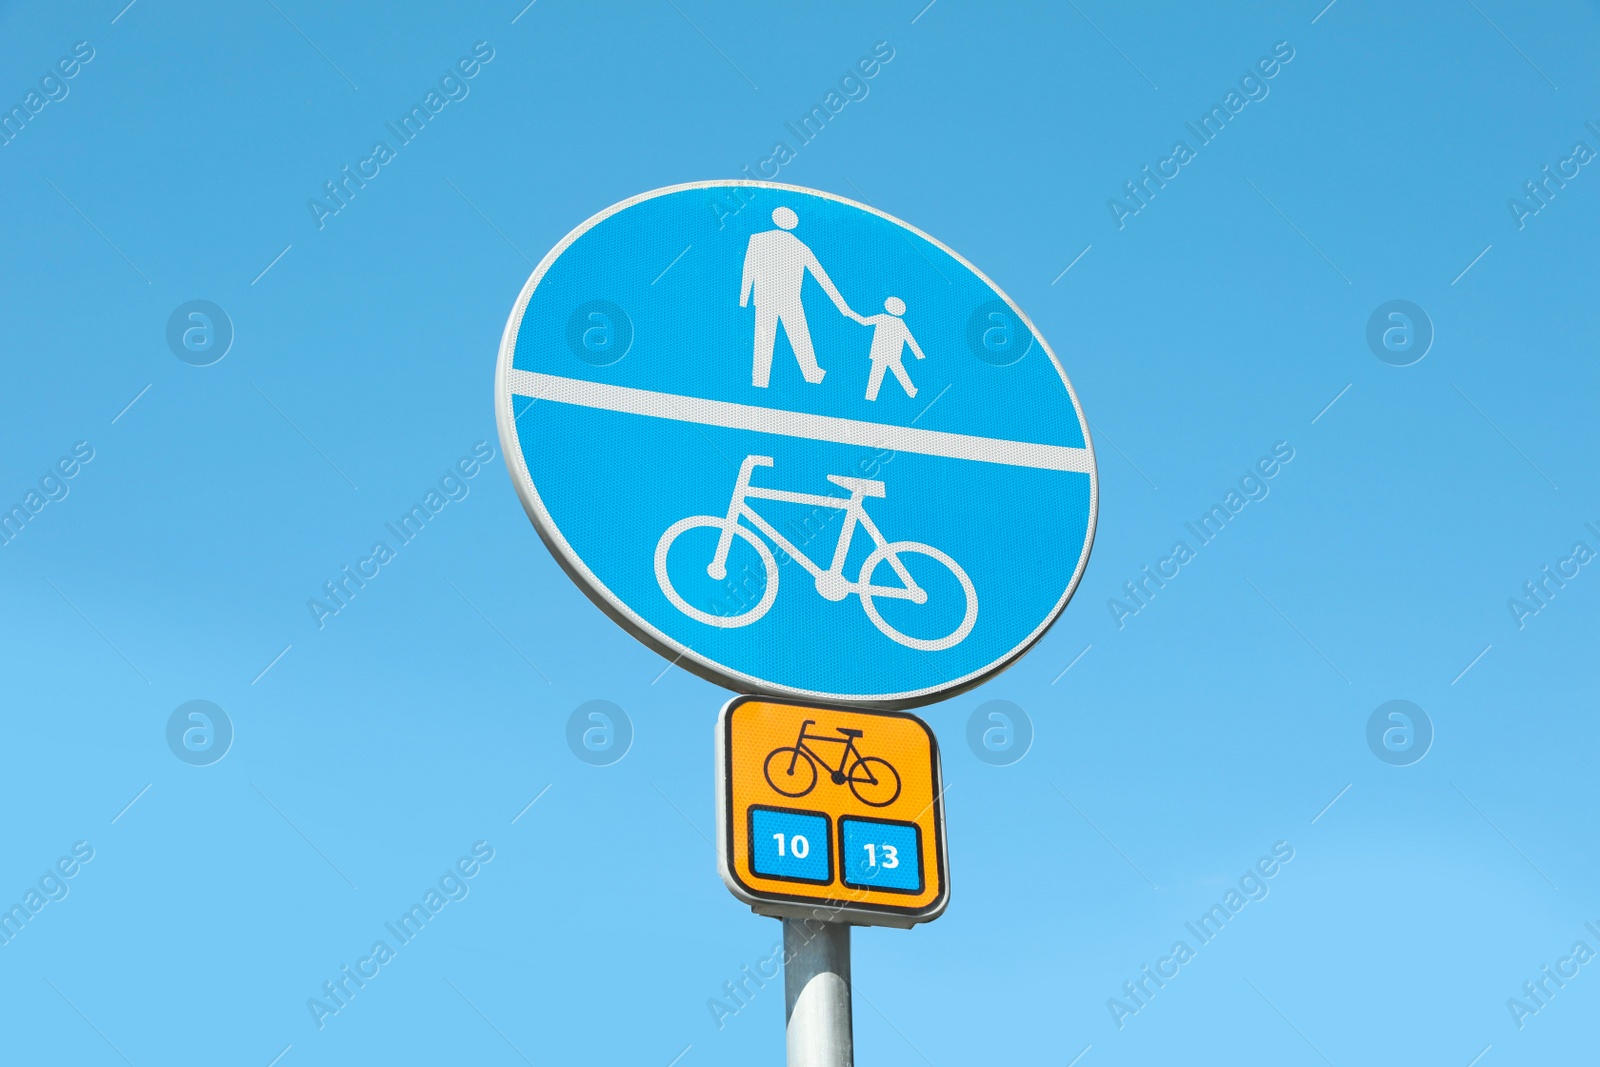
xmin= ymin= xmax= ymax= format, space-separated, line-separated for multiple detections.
xmin=495 ymin=180 xmax=1098 ymax=708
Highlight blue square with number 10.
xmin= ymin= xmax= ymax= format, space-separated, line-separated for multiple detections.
xmin=750 ymin=807 xmax=831 ymax=884
xmin=840 ymin=817 xmax=923 ymax=893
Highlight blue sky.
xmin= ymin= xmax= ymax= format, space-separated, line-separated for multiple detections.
xmin=1 ymin=1 xmax=1597 ymax=1064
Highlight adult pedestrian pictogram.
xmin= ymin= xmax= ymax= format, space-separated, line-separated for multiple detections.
xmin=496 ymin=181 xmax=1097 ymax=706
xmin=741 ymin=205 xmax=850 ymax=387
xmin=762 ymin=717 xmax=903 ymax=807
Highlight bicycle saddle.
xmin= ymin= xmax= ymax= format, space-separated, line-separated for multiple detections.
xmin=835 ymin=727 xmax=864 ymax=738
xmin=825 ymin=474 xmax=886 ymax=497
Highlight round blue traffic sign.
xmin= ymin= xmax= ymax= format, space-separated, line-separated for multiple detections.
xmin=496 ymin=182 xmax=1096 ymax=706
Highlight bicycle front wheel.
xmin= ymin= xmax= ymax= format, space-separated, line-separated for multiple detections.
xmin=858 ymin=541 xmax=978 ymax=651
xmin=763 ymin=747 xmax=819 ymax=798
xmin=655 ymin=516 xmax=778 ymax=627
xmin=847 ymin=756 xmax=902 ymax=807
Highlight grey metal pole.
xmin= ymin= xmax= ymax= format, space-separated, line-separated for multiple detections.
xmin=783 ymin=917 xmax=853 ymax=1067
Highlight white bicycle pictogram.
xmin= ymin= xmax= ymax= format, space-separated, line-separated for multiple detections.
xmin=654 ymin=455 xmax=978 ymax=651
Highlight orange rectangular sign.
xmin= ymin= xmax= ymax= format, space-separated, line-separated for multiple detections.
xmin=715 ymin=696 xmax=949 ymax=927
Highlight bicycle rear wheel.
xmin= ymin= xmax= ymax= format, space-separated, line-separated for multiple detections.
xmin=858 ymin=541 xmax=977 ymax=651
xmin=847 ymin=756 xmax=902 ymax=807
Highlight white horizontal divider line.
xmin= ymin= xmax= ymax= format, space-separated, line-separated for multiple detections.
xmin=509 ymin=370 xmax=1092 ymax=474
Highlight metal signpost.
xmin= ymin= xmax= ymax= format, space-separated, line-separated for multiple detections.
xmin=716 ymin=696 xmax=947 ymax=1065
xmin=496 ymin=181 xmax=1097 ymax=1065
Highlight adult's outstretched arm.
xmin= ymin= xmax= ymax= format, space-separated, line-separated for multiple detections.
xmin=805 ymin=250 xmax=867 ymax=324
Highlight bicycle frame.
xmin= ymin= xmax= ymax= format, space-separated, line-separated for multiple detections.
xmin=791 ymin=725 xmax=857 ymax=776
xmin=787 ymin=721 xmax=885 ymax=787
xmin=711 ymin=456 xmax=920 ymax=601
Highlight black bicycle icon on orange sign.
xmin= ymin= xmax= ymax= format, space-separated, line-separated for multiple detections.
xmin=763 ymin=720 xmax=903 ymax=807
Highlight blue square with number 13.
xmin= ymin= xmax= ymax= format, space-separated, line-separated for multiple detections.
xmin=750 ymin=807 xmax=831 ymax=884
xmin=840 ymin=817 xmax=922 ymax=892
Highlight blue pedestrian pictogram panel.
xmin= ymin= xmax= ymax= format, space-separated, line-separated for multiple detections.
xmin=496 ymin=181 xmax=1098 ymax=706
xmin=749 ymin=807 xmax=831 ymax=884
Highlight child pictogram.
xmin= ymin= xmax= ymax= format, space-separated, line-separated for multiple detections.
xmin=861 ymin=296 xmax=925 ymax=401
